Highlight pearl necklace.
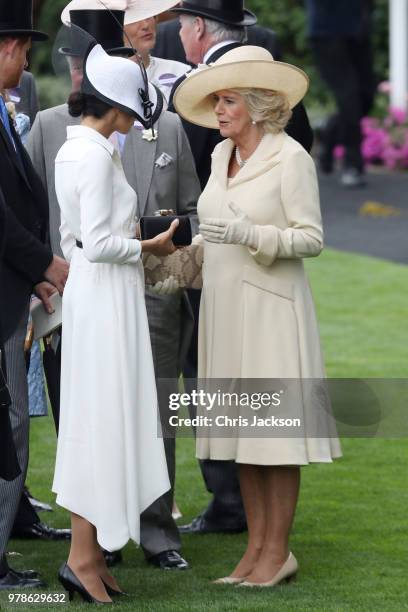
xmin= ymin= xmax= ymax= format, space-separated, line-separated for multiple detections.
xmin=235 ymin=146 xmax=246 ymax=168
xmin=235 ymin=134 xmax=265 ymax=169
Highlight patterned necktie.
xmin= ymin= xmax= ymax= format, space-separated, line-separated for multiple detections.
xmin=0 ymin=95 xmax=16 ymax=149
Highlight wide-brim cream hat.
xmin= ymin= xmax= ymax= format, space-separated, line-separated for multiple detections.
xmin=124 ymin=0 xmax=180 ymax=24
xmin=62 ymin=0 xmax=179 ymax=26
xmin=173 ymin=46 xmax=309 ymax=129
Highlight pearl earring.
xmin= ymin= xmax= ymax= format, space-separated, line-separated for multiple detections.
xmin=252 ymin=120 xmax=257 ymax=125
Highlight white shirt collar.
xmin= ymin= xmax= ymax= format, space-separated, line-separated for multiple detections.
xmin=203 ymin=41 xmax=238 ymax=64
xmin=66 ymin=125 xmax=115 ymax=156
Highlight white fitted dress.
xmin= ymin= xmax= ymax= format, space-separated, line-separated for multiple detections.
xmin=52 ymin=125 xmax=170 ymax=552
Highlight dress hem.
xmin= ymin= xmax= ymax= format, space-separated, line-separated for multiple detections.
xmin=52 ymin=484 xmax=170 ymax=552
xmin=195 ymin=453 xmax=343 ymax=465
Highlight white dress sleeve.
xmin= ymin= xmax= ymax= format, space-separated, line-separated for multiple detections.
xmin=59 ymin=212 xmax=76 ymax=263
xmin=77 ymin=147 xmax=141 ymax=264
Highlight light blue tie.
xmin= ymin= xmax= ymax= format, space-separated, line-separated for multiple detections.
xmin=0 ymin=95 xmax=16 ymax=147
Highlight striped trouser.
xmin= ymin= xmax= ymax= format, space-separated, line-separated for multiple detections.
xmin=0 ymin=309 xmax=29 ymax=566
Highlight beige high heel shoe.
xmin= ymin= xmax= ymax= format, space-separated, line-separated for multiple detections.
xmin=213 ymin=576 xmax=248 ymax=585
xmin=238 ymin=552 xmax=298 ymax=588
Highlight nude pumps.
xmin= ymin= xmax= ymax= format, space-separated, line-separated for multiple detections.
xmin=238 ymin=552 xmax=298 ymax=588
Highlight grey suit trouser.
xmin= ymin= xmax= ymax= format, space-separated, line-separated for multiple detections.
xmin=0 ymin=310 xmax=29 ymax=574
xmin=140 ymin=292 xmax=181 ymax=558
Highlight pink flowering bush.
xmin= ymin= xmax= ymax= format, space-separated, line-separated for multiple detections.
xmin=361 ymin=82 xmax=408 ymax=170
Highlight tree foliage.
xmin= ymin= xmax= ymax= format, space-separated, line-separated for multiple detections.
xmin=31 ymin=0 xmax=67 ymax=76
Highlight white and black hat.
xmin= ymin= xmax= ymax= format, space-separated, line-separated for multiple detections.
xmin=75 ymin=25 xmax=163 ymax=127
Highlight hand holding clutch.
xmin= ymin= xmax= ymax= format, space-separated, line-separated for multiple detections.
xmin=151 ymin=276 xmax=180 ymax=295
xmin=199 ymin=202 xmax=259 ymax=249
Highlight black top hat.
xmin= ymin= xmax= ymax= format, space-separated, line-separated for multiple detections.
xmin=0 ymin=0 xmax=48 ymax=41
xmin=171 ymin=0 xmax=257 ymax=27
xmin=59 ymin=10 xmax=134 ymax=57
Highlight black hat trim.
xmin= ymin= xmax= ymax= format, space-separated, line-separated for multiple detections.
xmin=0 ymin=28 xmax=48 ymax=41
xmin=171 ymin=6 xmax=257 ymax=27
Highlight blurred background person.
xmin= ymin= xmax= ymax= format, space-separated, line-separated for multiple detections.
xmin=305 ymin=0 xmax=375 ymax=188
xmin=124 ymin=11 xmax=189 ymax=106
xmin=7 ymin=70 xmax=38 ymax=127
xmin=154 ymin=2 xmax=282 ymax=69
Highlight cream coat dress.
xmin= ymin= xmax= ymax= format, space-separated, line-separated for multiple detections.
xmin=52 ymin=126 xmax=170 ymax=551
xmin=196 ymin=131 xmax=341 ymax=465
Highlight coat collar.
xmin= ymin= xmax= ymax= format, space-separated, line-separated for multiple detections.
xmin=211 ymin=131 xmax=287 ymax=189
xmin=204 ymin=42 xmax=242 ymax=64
xmin=66 ymin=125 xmax=115 ymax=156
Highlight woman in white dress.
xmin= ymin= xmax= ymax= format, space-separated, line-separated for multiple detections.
xmin=53 ymin=40 xmax=178 ymax=603
xmin=173 ymin=46 xmax=341 ymax=587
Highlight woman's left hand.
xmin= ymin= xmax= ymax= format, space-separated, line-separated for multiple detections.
xmin=199 ymin=202 xmax=259 ymax=249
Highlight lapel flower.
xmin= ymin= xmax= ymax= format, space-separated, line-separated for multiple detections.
xmin=142 ymin=128 xmax=158 ymax=142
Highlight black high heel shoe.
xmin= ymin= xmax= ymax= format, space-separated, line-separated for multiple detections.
xmin=58 ymin=563 xmax=112 ymax=604
xmin=101 ymin=579 xmax=127 ymax=597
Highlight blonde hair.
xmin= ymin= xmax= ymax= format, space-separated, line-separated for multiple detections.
xmin=232 ymin=88 xmax=292 ymax=133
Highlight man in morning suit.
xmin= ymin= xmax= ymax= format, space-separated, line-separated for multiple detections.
xmin=165 ymin=0 xmax=314 ymax=536
xmin=0 ymin=0 xmax=69 ymax=590
xmin=27 ymin=6 xmax=200 ymax=571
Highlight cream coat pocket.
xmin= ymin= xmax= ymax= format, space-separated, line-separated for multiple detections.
xmin=241 ymin=266 xmax=300 ymax=378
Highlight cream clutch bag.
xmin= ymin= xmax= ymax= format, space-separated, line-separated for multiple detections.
xmin=142 ymin=236 xmax=204 ymax=289
xmin=30 ymin=292 xmax=62 ymax=340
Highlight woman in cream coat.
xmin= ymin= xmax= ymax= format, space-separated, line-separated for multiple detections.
xmin=174 ymin=46 xmax=341 ymax=587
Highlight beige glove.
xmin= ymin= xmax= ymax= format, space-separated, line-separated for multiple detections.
xmin=199 ymin=202 xmax=259 ymax=249
xmin=151 ymin=276 xmax=180 ymax=295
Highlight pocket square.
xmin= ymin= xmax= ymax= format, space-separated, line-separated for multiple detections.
xmin=155 ymin=152 xmax=174 ymax=168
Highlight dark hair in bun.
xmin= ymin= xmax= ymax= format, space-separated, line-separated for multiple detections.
xmin=68 ymin=92 xmax=113 ymax=119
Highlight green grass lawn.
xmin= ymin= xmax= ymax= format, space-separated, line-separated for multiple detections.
xmin=1 ymin=248 xmax=408 ymax=611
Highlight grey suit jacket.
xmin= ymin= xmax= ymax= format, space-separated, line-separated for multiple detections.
xmin=27 ymin=105 xmax=200 ymax=373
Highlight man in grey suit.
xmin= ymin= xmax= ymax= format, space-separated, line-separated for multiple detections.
xmin=27 ymin=7 xmax=200 ymax=571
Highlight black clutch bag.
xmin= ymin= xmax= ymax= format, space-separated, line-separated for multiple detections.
xmin=140 ymin=215 xmax=192 ymax=246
